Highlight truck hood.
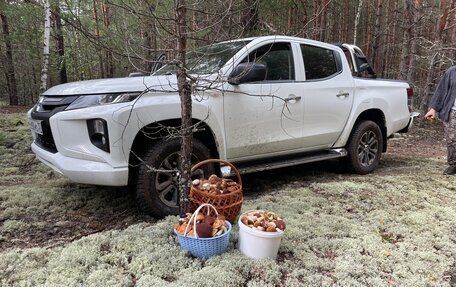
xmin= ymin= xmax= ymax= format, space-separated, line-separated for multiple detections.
xmin=42 ymin=75 xmax=179 ymax=96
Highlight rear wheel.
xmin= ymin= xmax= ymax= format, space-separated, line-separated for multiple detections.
xmin=345 ymin=120 xmax=383 ymax=174
xmin=134 ymin=138 xmax=214 ymax=218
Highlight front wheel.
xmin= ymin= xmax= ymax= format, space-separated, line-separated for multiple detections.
xmin=134 ymin=138 xmax=214 ymax=218
xmin=345 ymin=120 xmax=383 ymax=174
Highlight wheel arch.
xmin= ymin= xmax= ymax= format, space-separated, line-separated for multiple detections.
xmin=353 ymin=109 xmax=387 ymax=152
xmin=128 ymin=118 xmax=220 ymax=184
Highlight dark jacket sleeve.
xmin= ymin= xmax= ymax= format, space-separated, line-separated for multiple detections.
xmin=429 ymin=69 xmax=450 ymax=112
xmin=428 ymin=66 xmax=456 ymax=122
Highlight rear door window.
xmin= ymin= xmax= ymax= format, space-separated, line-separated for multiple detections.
xmin=300 ymin=44 xmax=339 ymax=80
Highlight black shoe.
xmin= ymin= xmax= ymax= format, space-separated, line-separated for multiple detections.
xmin=443 ymin=165 xmax=456 ymax=175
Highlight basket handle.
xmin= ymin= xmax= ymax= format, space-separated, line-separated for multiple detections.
xmin=183 ymin=203 xmax=219 ymax=238
xmin=191 ymin=159 xmax=242 ymax=188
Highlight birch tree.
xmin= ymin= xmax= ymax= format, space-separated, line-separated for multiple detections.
xmin=40 ymin=0 xmax=51 ymax=93
xmin=354 ymin=0 xmax=364 ymax=45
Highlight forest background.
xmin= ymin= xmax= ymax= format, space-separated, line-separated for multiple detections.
xmin=1 ymin=0 xmax=456 ymax=111
xmin=1 ymin=1 xmax=456 ymax=286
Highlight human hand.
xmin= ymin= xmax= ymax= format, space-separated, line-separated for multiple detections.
xmin=424 ymin=108 xmax=436 ymax=122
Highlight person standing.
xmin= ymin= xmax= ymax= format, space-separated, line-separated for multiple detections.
xmin=425 ymin=65 xmax=456 ymax=175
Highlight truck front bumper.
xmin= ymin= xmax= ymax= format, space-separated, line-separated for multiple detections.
xmin=32 ymin=142 xmax=129 ymax=186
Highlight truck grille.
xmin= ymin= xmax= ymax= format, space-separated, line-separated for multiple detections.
xmin=31 ymin=95 xmax=79 ymax=153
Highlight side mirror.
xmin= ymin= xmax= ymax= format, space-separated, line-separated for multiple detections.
xmin=128 ymin=72 xmax=146 ymax=77
xmin=228 ymin=63 xmax=266 ymax=85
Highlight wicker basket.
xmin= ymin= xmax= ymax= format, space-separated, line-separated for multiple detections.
xmin=175 ymin=203 xmax=231 ymax=258
xmin=189 ymin=159 xmax=243 ymax=224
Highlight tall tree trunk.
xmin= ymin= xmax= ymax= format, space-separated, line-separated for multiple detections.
xmin=0 ymin=12 xmax=18 ymax=105
xmin=354 ymin=0 xmax=364 ymax=45
xmin=52 ymin=4 xmax=67 ymax=84
xmin=241 ymin=0 xmax=259 ymax=36
xmin=313 ymin=1 xmax=321 ymax=40
xmin=371 ymin=0 xmax=383 ymax=71
xmin=342 ymin=0 xmax=350 ymax=42
xmin=406 ymin=0 xmax=422 ymax=83
xmin=444 ymin=0 xmax=456 ymax=61
xmin=319 ymin=0 xmax=328 ymax=41
xmin=40 ymin=0 xmax=51 ymax=93
xmin=380 ymin=0 xmax=393 ymax=77
xmin=142 ymin=18 xmax=155 ymax=73
xmin=102 ymin=0 xmax=113 ymax=77
xmin=399 ymin=0 xmax=412 ymax=80
xmin=175 ymin=0 xmax=192 ymax=215
xmin=287 ymin=6 xmax=292 ymax=33
xmin=365 ymin=1 xmax=373 ymax=52
xmin=386 ymin=0 xmax=399 ymax=78
xmin=92 ymin=0 xmax=104 ymax=78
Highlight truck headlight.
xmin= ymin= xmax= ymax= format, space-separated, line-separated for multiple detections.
xmin=66 ymin=92 xmax=140 ymax=110
xmin=87 ymin=119 xmax=110 ymax=152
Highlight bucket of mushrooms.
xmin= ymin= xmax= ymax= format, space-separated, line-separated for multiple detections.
xmin=189 ymin=159 xmax=243 ymax=224
xmin=174 ymin=203 xmax=232 ymax=258
xmin=237 ymin=210 xmax=286 ymax=260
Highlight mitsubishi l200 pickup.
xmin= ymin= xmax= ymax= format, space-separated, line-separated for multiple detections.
xmin=28 ymin=35 xmax=417 ymax=217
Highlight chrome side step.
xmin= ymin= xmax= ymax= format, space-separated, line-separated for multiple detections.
xmin=221 ymin=148 xmax=348 ymax=176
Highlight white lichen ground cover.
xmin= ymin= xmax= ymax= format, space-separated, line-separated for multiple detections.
xmin=0 ymin=113 xmax=454 ymax=287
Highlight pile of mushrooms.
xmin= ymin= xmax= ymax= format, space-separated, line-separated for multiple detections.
xmin=192 ymin=174 xmax=240 ymax=195
xmin=174 ymin=212 xmax=228 ymax=238
xmin=240 ymin=210 xmax=286 ymax=232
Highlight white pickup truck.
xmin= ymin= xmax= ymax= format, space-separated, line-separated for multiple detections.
xmin=28 ymin=35 xmax=416 ymax=217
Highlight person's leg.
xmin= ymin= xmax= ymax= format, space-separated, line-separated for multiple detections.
xmin=443 ymin=110 xmax=456 ymax=174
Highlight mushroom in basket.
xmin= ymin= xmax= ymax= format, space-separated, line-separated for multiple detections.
xmin=174 ymin=212 xmax=228 ymax=238
xmin=192 ymin=174 xmax=240 ymax=195
xmin=240 ymin=210 xmax=286 ymax=232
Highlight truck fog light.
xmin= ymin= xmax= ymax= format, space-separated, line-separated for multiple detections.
xmin=87 ymin=119 xmax=110 ymax=152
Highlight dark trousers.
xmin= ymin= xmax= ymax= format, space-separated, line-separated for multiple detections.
xmin=443 ymin=110 xmax=456 ymax=165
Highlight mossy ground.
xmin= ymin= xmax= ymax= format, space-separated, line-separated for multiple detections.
xmin=1 ymin=112 xmax=454 ymax=286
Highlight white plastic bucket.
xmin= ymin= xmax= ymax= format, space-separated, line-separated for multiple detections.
xmin=237 ymin=211 xmax=284 ymax=260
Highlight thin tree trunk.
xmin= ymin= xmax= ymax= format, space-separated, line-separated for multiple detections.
xmin=288 ymin=6 xmax=292 ymax=33
xmin=102 ymin=0 xmax=113 ymax=77
xmin=371 ymin=0 xmax=383 ymax=71
xmin=92 ymin=0 xmax=105 ymax=78
xmin=0 ymin=12 xmax=18 ymax=105
xmin=143 ymin=19 xmax=155 ymax=73
xmin=241 ymin=0 xmax=259 ymax=36
xmin=354 ymin=0 xmax=364 ymax=45
xmin=381 ymin=0 xmax=395 ymax=77
xmin=40 ymin=0 xmax=51 ymax=93
xmin=365 ymin=2 xmax=373 ymax=52
xmin=52 ymin=4 xmax=67 ymax=84
xmin=175 ymin=0 xmax=192 ymax=215
xmin=386 ymin=0 xmax=399 ymax=78
xmin=406 ymin=0 xmax=421 ymax=83
xmin=319 ymin=0 xmax=328 ymax=41
xmin=342 ymin=0 xmax=350 ymax=42
xmin=399 ymin=0 xmax=412 ymax=80
xmin=452 ymin=0 xmax=456 ymax=60
xmin=313 ymin=1 xmax=321 ymax=40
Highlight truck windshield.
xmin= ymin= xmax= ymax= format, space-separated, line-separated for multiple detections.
xmin=154 ymin=40 xmax=250 ymax=75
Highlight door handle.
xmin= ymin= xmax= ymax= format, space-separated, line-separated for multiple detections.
xmin=285 ymin=95 xmax=301 ymax=104
xmin=336 ymin=92 xmax=350 ymax=98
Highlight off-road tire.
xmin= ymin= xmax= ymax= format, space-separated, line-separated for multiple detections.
xmin=345 ymin=120 xmax=383 ymax=174
xmin=135 ymin=138 xmax=213 ymax=218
